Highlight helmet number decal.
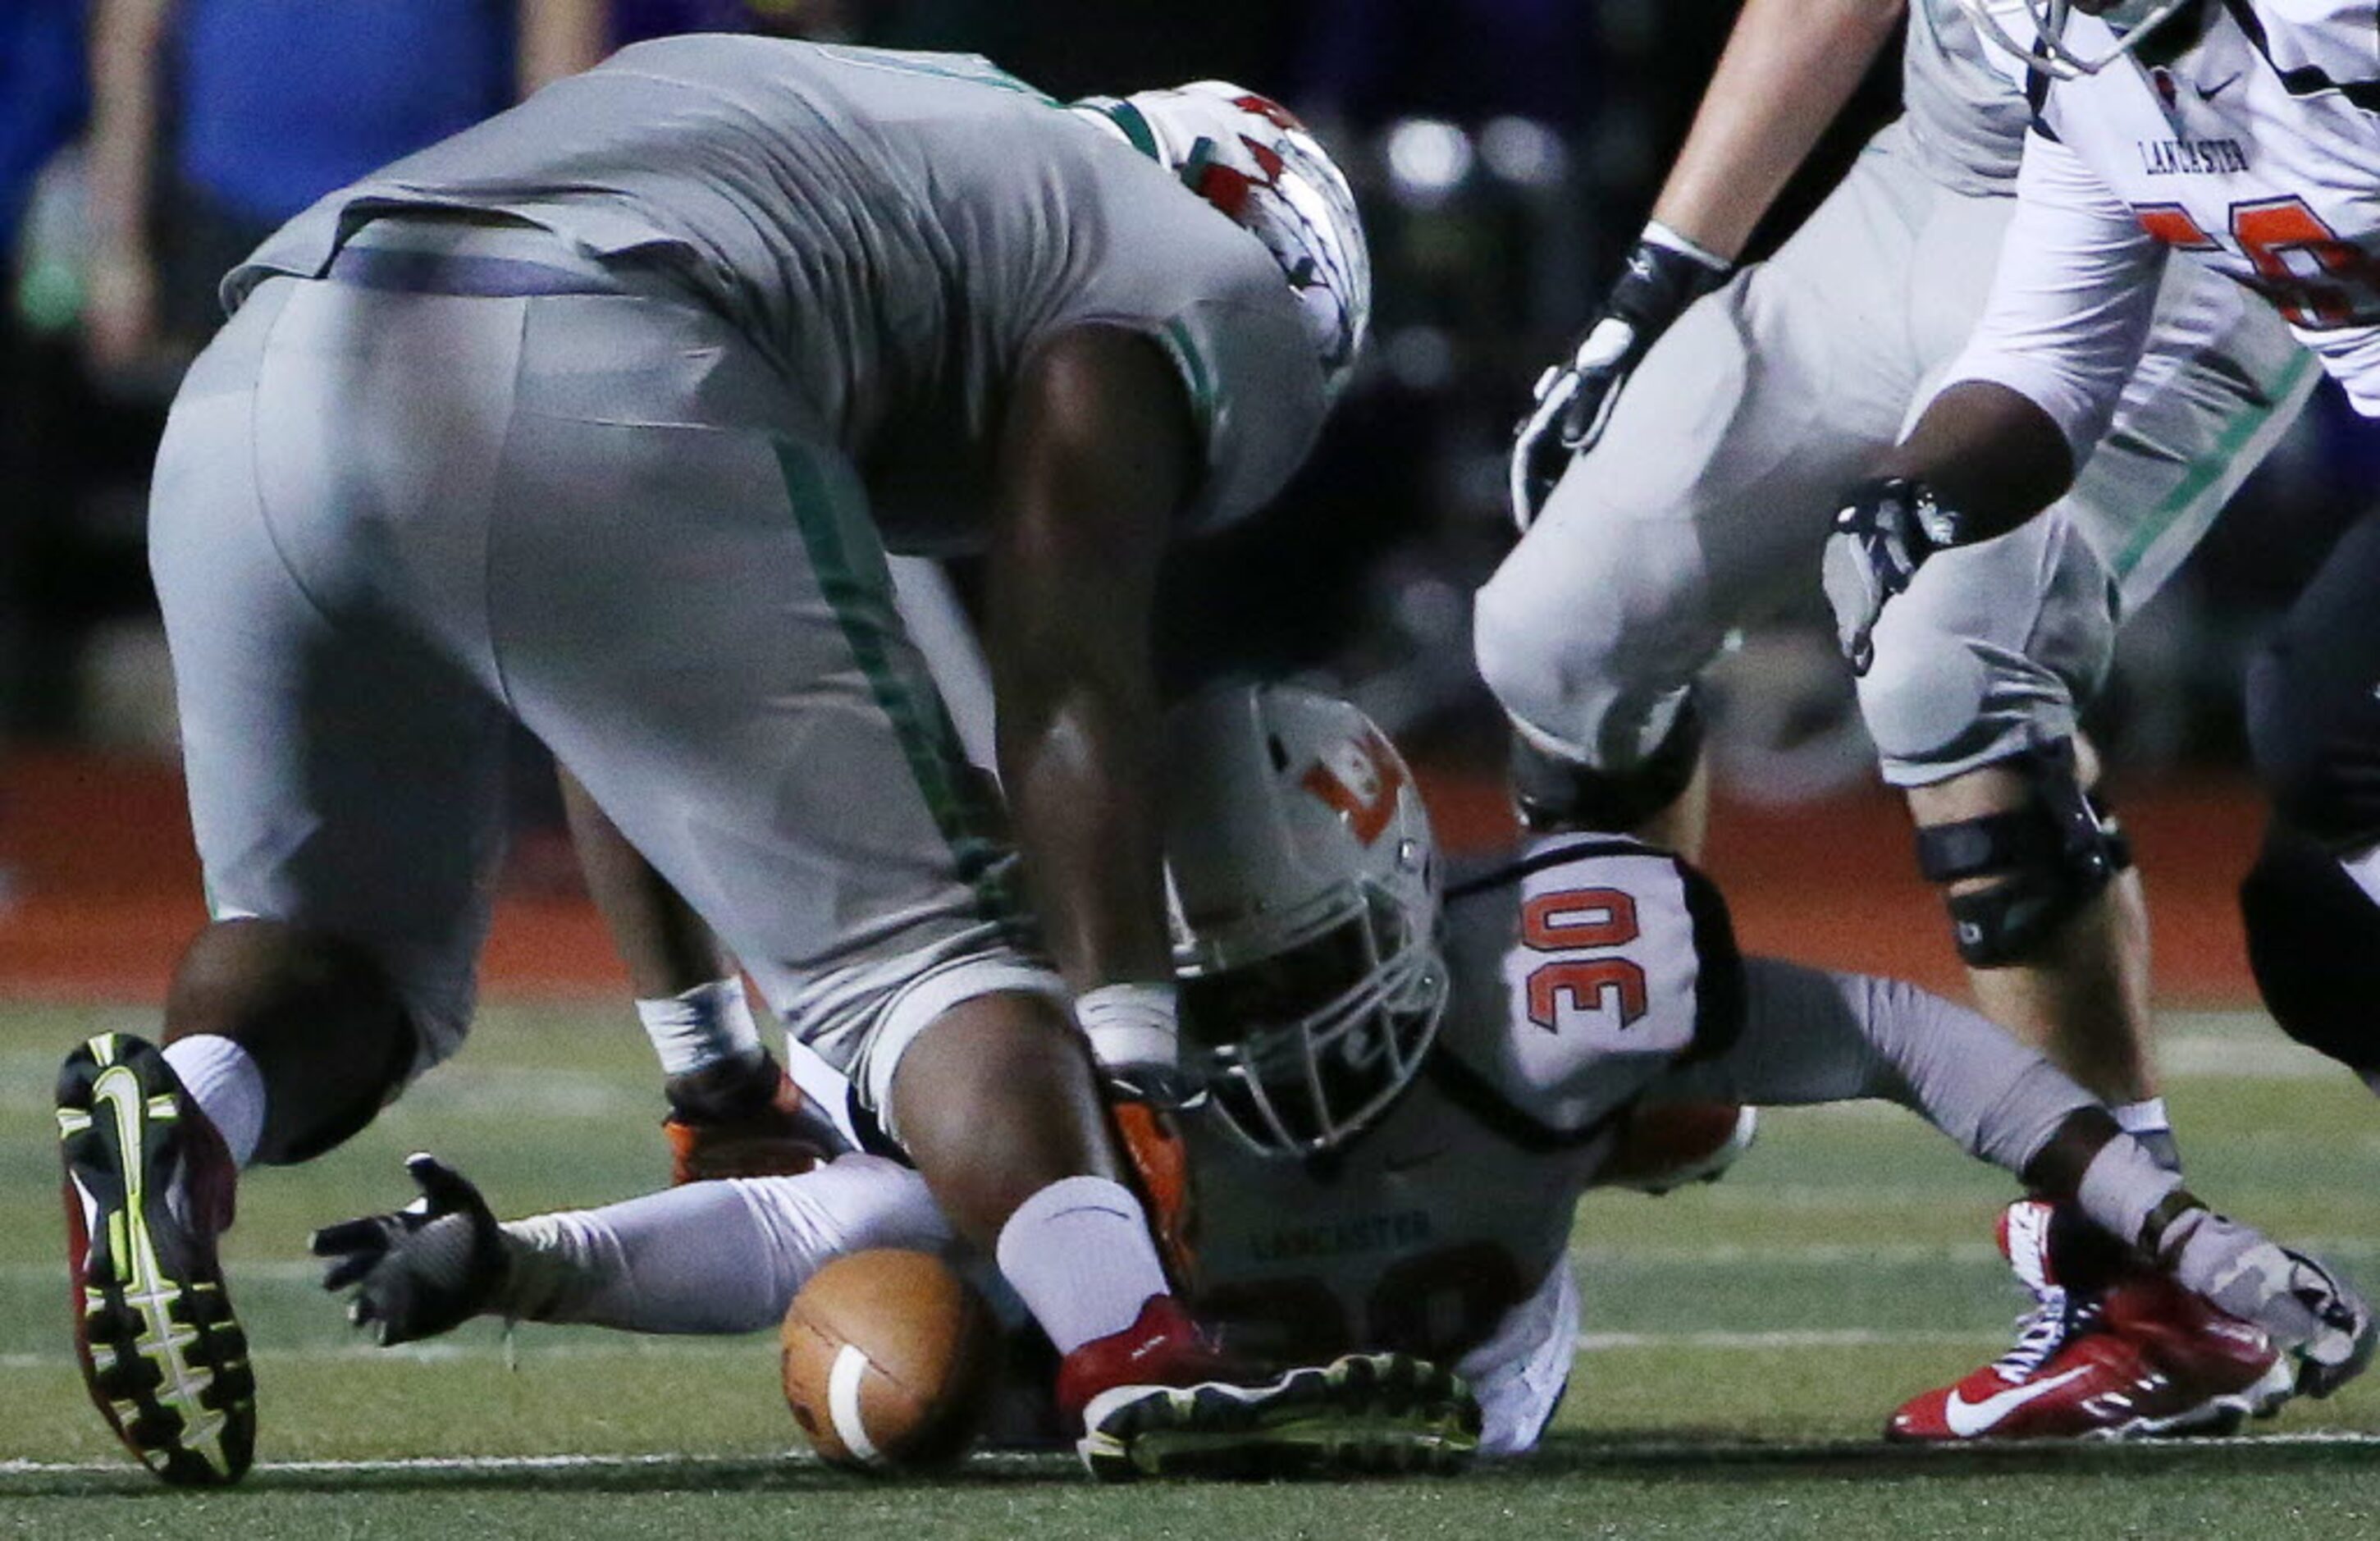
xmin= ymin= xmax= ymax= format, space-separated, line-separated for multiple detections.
xmin=1519 ymin=888 xmax=1648 ymax=1033
xmin=1299 ymin=730 xmax=1410 ymax=846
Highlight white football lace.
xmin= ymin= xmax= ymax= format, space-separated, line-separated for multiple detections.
xmin=1994 ymin=1290 xmax=2094 ymax=1383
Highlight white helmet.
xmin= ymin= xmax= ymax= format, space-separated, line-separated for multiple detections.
xmin=1163 ymin=684 xmax=1446 ymax=1157
xmin=1074 ymin=81 xmax=1372 ymax=402
xmin=1957 ymin=0 xmax=2200 ymax=79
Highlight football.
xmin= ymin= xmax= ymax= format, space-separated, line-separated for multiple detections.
xmin=779 ymin=1248 xmax=998 ymax=1471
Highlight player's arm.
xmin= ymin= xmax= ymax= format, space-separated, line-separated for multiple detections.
xmin=313 ymin=1152 xmax=947 ymax=1342
xmin=984 ymin=324 xmax=1197 ymax=1084
xmin=1647 ymin=959 xmax=2373 ymax=1382
xmin=1825 ymin=127 xmax=2167 ymax=667
xmin=1510 ymin=0 xmax=1903 ymax=521
xmin=1654 ymin=0 xmax=1906 ymax=262
xmin=83 ymin=0 xmax=171 ymax=373
xmin=514 ymin=0 xmax=608 ymax=95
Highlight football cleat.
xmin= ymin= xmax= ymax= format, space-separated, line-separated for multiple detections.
xmin=1060 ymin=1295 xmax=1479 ymax=1480
xmin=57 ymin=1032 xmax=254 ymax=1485
xmin=663 ymin=1050 xmax=847 ymax=1184
xmin=1888 ymin=1200 xmax=2291 ymax=1443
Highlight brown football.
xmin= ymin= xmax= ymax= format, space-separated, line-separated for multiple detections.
xmin=779 ymin=1248 xmax=998 ymax=1471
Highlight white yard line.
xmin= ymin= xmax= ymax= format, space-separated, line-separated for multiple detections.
xmin=11 ymin=1429 xmax=2380 ymax=1479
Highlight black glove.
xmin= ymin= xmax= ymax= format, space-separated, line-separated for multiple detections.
xmin=309 ymin=1152 xmax=508 ymax=1347
xmin=1510 ymin=222 xmax=1733 ymax=529
xmin=1821 ymin=477 xmax=1964 ymax=675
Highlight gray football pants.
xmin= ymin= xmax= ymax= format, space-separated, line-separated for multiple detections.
xmin=1476 ymin=120 xmax=2318 ymax=788
xmin=150 ymin=259 xmax=1058 ymax=1109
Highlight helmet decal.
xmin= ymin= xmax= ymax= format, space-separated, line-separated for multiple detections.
xmin=1072 ymin=80 xmax=1373 ymax=400
xmin=1298 ymin=729 xmax=1409 ymax=846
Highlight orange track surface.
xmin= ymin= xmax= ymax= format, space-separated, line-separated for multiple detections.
xmin=0 ymin=751 xmax=2268 ymax=1006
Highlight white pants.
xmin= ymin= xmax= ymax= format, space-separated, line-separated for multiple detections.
xmin=152 ymin=249 xmax=1058 ymax=1103
xmin=1476 ymin=119 xmax=2317 ymax=788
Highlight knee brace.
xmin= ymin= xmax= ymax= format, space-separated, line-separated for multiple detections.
xmin=1913 ymin=738 xmax=2132 ymax=968
xmin=1511 ymin=689 xmax=1705 ymax=834
xmin=2241 ymin=821 xmax=2380 ymax=1076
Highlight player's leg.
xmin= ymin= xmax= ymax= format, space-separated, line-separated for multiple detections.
xmin=560 ymin=552 xmax=994 ymax=1183
xmin=63 ymin=276 xmax=517 ymax=1484
xmin=2242 ymin=505 xmax=2380 ymax=1093
xmin=309 ymin=1150 xmax=951 ymax=1342
xmin=1475 ymin=132 xmax=1939 ymax=856
xmin=1860 ymin=516 xmax=2150 ymax=1106
xmin=1871 ymin=226 xmax=2311 ymax=1127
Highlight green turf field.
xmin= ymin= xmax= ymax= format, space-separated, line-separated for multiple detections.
xmin=5 ymin=1001 xmax=2377 ymax=1538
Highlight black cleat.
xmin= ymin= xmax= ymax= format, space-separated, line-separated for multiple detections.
xmin=57 ymin=1032 xmax=254 ymax=1485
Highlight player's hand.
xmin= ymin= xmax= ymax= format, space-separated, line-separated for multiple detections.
xmin=1510 ymin=222 xmax=1732 ymax=530
xmin=2162 ymin=1207 xmax=2378 ymax=1397
xmin=309 ymin=1152 xmax=509 ymax=1347
xmin=1821 ymin=477 xmax=1962 ymax=675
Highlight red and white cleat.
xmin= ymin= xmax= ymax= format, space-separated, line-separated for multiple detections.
xmin=1057 ymin=1294 xmax=1478 ymax=1481
xmin=1888 ymin=1200 xmax=2292 ymax=1443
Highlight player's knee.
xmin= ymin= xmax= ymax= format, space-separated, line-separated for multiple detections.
xmin=1509 ymin=688 xmax=1706 ymax=835
xmin=2241 ymin=821 xmax=2380 ymax=1076
xmin=1857 ymin=629 xmax=1998 ymax=776
xmin=1912 ymin=738 xmax=2131 ymax=968
xmin=163 ymin=917 xmax=418 ymax=1164
xmin=1472 ymin=569 xmax=1582 ymax=739
xmin=2245 ymin=644 xmax=2380 ymax=848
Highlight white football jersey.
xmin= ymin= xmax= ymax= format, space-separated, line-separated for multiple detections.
xmin=1178 ymin=836 xmax=1743 ymax=1455
xmin=1946 ymin=2 xmax=2380 ymax=450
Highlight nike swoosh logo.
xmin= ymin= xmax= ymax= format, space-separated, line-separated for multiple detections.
xmin=1943 ymin=1366 xmax=2092 ymax=1437
xmin=1382 ymin=1146 xmax=1447 ymax=1175
xmin=2196 ymin=71 xmax=2243 ymax=100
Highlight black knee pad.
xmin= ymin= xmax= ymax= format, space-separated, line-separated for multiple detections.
xmin=1511 ymin=689 xmax=1705 ymax=835
xmin=2241 ymin=821 xmax=2380 ymax=1077
xmin=1914 ymin=738 xmax=2132 ymax=968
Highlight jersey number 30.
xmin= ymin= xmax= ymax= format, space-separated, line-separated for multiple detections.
xmin=1520 ymin=888 xmax=1648 ymax=1032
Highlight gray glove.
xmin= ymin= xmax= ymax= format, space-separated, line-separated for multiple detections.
xmin=1821 ymin=477 xmax=1963 ymax=675
xmin=2164 ymin=1207 xmax=2377 ymax=1397
xmin=311 ymin=1152 xmax=509 ymax=1347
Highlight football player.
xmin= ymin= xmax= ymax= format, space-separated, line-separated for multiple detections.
xmin=1487 ymin=0 xmax=2315 ymax=1438
xmin=53 ymin=39 xmax=1460 ymax=1488
xmin=1820 ymin=0 xmax=2380 ymax=1432
xmin=314 ymin=685 xmax=2373 ymax=1456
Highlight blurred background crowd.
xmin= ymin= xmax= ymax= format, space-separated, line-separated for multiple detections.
xmin=4 ymin=0 xmax=2375 ymax=867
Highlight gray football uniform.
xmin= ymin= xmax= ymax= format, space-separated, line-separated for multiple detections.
xmin=1475 ymin=0 xmax=2315 ymax=788
xmin=158 ymin=39 xmax=1322 ymax=1100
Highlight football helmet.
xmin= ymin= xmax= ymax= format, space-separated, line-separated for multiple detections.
xmin=1074 ymin=81 xmax=1371 ymax=401
xmin=1161 ymin=684 xmax=1446 ymax=1157
xmin=1956 ymin=0 xmax=2200 ymax=80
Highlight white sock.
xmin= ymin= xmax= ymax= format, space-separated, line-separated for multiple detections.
xmin=162 ymin=1035 xmax=265 ymax=1168
xmin=2113 ymin=1097 xmax=2180 ymax=1173
xmin=637 ymin=977 xmax=763 ymax=1078
xmin=994 ymin=1176 xmax=1169 ymax=1355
